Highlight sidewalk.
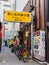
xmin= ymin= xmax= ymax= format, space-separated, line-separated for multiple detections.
xmin=0 ymin=47 xmax=40 ymax=65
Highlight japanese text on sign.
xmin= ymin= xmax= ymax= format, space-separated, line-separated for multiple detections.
xmin=5 ymin=11 xmax=31 ymax=23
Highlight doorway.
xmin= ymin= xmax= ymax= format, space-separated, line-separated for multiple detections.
xmin=45 ymin=26 xmax=49 ymax=63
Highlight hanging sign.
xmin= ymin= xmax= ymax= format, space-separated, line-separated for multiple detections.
xmin=5 ymin=11 xmax=31 ymax=23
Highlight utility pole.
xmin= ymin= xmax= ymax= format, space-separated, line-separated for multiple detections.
xmin=11 ymin=0 xmax=16 ymax=37
xmin=31 ymin=10 xmax=35 ymax=58
xmin=30 ymin=2 xmax=35 ymax=58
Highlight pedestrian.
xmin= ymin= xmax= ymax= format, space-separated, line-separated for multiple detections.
xmin=14 ymin=36 xmax=19 ymax=46
xmin=11 ymin=36 xmax=19 ymax=52
xmin=0 ymin=22 xmax=2 ymax=52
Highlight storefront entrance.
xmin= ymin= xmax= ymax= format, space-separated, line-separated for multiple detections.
xmin=45 ymin=23 xmax=49 ymax=63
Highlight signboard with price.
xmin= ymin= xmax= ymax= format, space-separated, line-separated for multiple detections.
xmin=5 ymin=11 xmax=31 ymax=23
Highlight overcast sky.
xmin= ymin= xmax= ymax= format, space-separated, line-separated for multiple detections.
xmin=16 ymin=0 xmax=29 ymax=11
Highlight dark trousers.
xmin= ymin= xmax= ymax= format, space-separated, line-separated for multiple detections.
xmin=0 ymin=38 xmax=2 ymax=52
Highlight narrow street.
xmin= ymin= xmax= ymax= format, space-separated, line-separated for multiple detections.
xmin=0 ymin=47 xmax=40 ymax=65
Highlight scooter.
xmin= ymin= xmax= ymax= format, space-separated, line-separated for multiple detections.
xmin=15 ymin=45 xmax=19 ymax=56
xmin=18 ymin=44 xmax=23 ymax=60
xmin=18 ymin=49 xmax=23 ymax=60
xmin=15 ymin=44 xmax=23 ymax=56
xmin=23 ymin=49 xmax=29 ymax=62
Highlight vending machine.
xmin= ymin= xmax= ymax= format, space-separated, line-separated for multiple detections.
xmin=34 ymin=30 xmax=45 ymax=61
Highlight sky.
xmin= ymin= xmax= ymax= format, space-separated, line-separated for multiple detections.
xmin=16 ymin=0 xmax=29 ymax=11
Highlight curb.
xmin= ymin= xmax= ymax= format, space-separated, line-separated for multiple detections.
xmin=33 ymin=59 xmax=47 ymax=65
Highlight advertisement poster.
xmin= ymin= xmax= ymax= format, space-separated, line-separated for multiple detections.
xmin=34 ymin=30 xmax=45 ymax=61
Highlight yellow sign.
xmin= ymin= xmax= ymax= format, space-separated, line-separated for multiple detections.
xmin=5 ymin=11 xmax=31 ymax=23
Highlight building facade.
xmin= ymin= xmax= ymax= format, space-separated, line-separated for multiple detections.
xmin=45 ymin=0 xmax=49 ymax=63
xmin=20 ymin=0 xmax=31 ymax=54
xmin=20 ymin=0 xmax=49 ymax=63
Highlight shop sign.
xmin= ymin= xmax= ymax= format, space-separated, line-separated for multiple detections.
xmin=5 ymin=11 xmax=31 ymax=23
